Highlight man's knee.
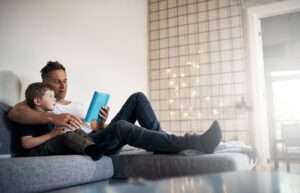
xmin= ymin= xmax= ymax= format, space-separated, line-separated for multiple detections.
xmin=116 ymin=120 xmax=131 ymax=129
xmin=131 ymin=92 xmax=147 ymax=101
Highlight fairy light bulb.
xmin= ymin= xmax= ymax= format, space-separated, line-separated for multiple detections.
xmin=169 ymin=99 xmax=174 ymax=104
xmin=180 ymin=73 xmax=185 ymax=77
xmin=183 ymin=112 xmax=188 ymax=117
xmin=213 ymin=109 xmax=218 ymax=115
xmin=206 ymin=96 xmax=211 ymax=101
xmin=169 ymin=80 xmax=174 ymax=86
xmin=219 ymin=102 xmax=224 ymax=107
xmin=181 ymin=82 xmax=187 ymax=87
xmin=197 ymin=112 xmax=202 ymax=117
xmin=172 ymin=74 xmax=177 ymax=78
xmin=167 ymin=68 xmax=171 ymax=73
xmin=191 ymin=90 xmax=197 ymax=97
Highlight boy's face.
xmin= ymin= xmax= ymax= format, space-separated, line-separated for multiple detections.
xmin=39 ymin=90 xmax=57 ymax=111
xmin=43 ymin=69 xmax=68 ymax=101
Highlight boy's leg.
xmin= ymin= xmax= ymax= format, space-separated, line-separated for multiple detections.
xmin=28 ymin=132 xmax=106 ymax=160
xmin=27 ymin=135 xmax=72 ymax=156
xmin=63 ymin=131 xmax=95 ymax=154
xmin=110 ymin=92 xmax=162 ymax=132
xmin=91 ymin=120 xmax=222 ymax=155
xmin=73 ymin=129 xmax=94 ymax=141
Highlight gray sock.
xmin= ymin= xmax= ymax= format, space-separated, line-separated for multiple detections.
xmin=199 ymin=120 xmax=222 ymax=154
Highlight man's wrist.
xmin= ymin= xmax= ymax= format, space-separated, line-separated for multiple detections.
xmin=46 ymin=113 xmax=55 ymax=124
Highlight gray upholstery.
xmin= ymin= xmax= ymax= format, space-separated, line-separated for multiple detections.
xmin=112 ymin=150 xmax=255 ymax=179
xmin=0 ymin=103 xmax=28 ymax=157
xmin=0 ymin=155 xmax=114 ymax=193
xmin=0 ymin=99 xmax=256 ymax=192
xmin=0 ymin=102 xmax=114 ymax=193
xmin=0 ymin=103 xmax=12 ymax=155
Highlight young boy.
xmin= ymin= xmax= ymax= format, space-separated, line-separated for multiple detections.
xmin=20 ymin=82 xmax=105 ymax=160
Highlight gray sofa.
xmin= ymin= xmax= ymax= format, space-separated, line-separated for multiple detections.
xmin=0 ymin=102 xmax=256 ymax=193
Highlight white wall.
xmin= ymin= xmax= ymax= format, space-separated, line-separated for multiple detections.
xmin=0 ymin=0 xmax=148 ymax=120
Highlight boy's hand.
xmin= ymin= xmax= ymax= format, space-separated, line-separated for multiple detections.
xmin=50 ymin=113 xmax=82 ymax=129
xmin=49 ymin=125 xmax=64 ymax=137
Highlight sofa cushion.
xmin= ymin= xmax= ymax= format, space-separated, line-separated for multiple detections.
xmin=0 ymin=102 xmax=27 ymax=157
xmin=0 ymin=155 xmax=114 ymax=193
xmin=0 ymin=103 xmax=11 ymax=155
xmin=111 ymin=150 xmax=255 ymax=179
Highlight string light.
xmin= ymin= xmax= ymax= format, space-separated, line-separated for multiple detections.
xmin=183 ymin=112 xmax=188 ymax=117
xmin=191 ymin=90 xmax=197 ymax=97
xmin=169 ymin=80 xmax=174 ymax=86
xmin=197 ymin=112 xmax=202 ymax=118
xmin=219 ymin=102 xmax=224 ymax=107
xmin=206 ymin=96 xmax=211 ymax=101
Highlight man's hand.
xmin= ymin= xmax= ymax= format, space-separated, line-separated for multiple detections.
xmin=50 ymin=113 xmax=82 ymax=129
xmin=98 ymin=105 xmax=110 ymax=126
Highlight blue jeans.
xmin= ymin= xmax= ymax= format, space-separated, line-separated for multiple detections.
xmin=89 ymin=92 xmax=201 ymax=155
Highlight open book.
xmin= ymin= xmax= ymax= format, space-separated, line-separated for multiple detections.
xmin=85 ymin=91 xmax=110 ymax=122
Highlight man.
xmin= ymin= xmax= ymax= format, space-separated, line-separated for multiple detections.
xmin=8 ymin=61 xmax=222 ymax=155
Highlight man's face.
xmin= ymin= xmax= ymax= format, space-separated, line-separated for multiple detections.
xmin=42 ymin=70 xmax=68 ymax=101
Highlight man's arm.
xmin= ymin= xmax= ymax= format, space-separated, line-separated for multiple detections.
xmin=8 ymin=100 xmax=82 ymax=129
xmin=21 ymin=126 xmax=63 ymax=149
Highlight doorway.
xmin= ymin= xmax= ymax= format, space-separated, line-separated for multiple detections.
xmin=246 ymin=1 xmax=300 ymax=164
xmin=261 ymin=12 xmax=300 ymax=162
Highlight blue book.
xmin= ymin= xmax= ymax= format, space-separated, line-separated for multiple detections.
xmin=85 ymin=91 xmax=110 ymax=122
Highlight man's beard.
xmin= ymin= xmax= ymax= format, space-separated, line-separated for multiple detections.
xmin=55 ymin=93 xmax=64 ymax=101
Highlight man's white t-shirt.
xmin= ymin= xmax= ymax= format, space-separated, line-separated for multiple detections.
xmin=53 ymin=102 xmax=92 ymax=133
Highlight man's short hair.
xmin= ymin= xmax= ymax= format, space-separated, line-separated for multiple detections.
xmin=40 ymin=61 xmax=66 ymax=80
xmin=25 ymin=82 xmax=53 ymax=109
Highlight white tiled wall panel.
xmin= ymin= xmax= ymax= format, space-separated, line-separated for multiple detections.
xmin=149 ymin=0 xmax=249 ymax=143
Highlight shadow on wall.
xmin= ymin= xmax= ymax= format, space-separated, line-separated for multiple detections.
xmin=0 ymin=71 xmax=21 ymax=106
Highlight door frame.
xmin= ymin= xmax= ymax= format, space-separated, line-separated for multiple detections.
xmin=245 ymin=0 xmax=300 ymax=164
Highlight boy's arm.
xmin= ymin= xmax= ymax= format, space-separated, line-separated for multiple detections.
xmin=21 ymin=126 xmax=63 ymax=149
xmin=8 ymin=100 xmax=82 ymax=129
